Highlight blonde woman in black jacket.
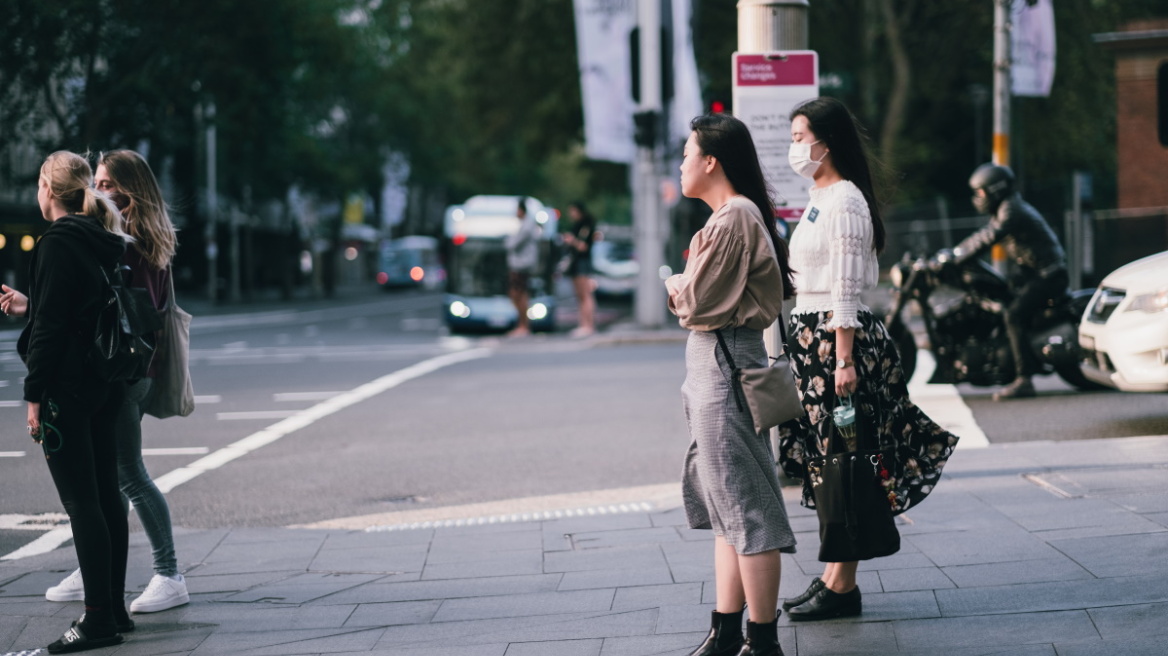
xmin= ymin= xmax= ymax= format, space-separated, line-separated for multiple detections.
xmin=16 ymin=151 xmax=135 ymax=654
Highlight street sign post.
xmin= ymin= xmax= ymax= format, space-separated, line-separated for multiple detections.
xmin=731 ymin=51 xmax=819 ymax=221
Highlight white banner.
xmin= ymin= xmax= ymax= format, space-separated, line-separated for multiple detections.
xmin=668 ymin=0 xmax=704 ymax=150
xmin=573 ymin=0 xmax=637 ymax=163
xmin=1011 ymin=0 xmax=1056 ymax=97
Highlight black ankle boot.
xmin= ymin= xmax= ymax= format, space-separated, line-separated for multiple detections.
xmin=737 ymin=617 xmax=784 ymax=656
xmin=781 ymin=577 xmax=824 ymax=610
xmin=688 ymin=608 xmax=745 ymax=656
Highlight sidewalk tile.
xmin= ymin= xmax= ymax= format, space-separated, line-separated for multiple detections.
xmin=222 ymin=571 xmax=385 ymax=604
xmin=1087 ymin=601 xmax=1168 ymax=639
xmin=427 ymin=530 xmax=544 ymax=561
xmin=611 ymin=583 xmax=701 ymax=611
xmin=892 ymin=610 xmax=1099 ymax=649
xmin=1048 ymin=532 xmax=1168 ymax=577
xmin=310 ymin=544 xmax=430 ymax=572
xmin=432 ymin=589 xmax=616 ymax=622
xmin=98 ymin=626 xmax=214 ymax=656
xmin=809 ymin=590 xmax=940 ymax=623
xmin=189 ymin=626 xmax=386 ymax=655
xmin=385 ymin=646 xmax=508 ymax=656
xmin=185 ymin=570 xmax=310 ymax=595
xmin=648 ymin=508 xmax=687 ymax=528
xmin=558 ymin=566 xmax=674 ymax=591
xmin=599 ymin=632 xmax=706 ymax=655
xmin=908 ymin=525 xmax=1061 ymax=567
xmin=941 ymin=557 xmax=1093 ymax=588
xmin=310 ymin=573 xmax=563 ymax=605
xmin=568 ymin=527 xmax=683 ymax=550
xmin=877 ymin=567 xmax=956 ymax=593
xmin=1054 ymin=635 xmax=1166 ymax=656
xmin=545 ymin=545 xmax=667 ymax=574
xmin=375 ymin=609 xmax=659 ymax=648
xmin=504 ymin=637 xmax=602 ymax=655
xmin=935 ymin=575 xmax=1168 ymax=616
xmin=422 ymin=550 xmax=544 ymax=580
xmin=790 ymin=619 xmax=894 ymax=654
xmin=894 ymin=646 xmax=1056 ymax=656
xmin=344 ymin=600 xmax=443 ymax=626
xmin=175 ymin=603 xmax=357 ymax=630
xmin=651 ymin=603 xmax=712 ymax=634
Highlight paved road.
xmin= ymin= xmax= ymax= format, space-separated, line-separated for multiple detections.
xmin=0 ymin=285 xmax=1164 ymax=561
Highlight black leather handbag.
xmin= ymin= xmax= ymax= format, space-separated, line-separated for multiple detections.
xmin=808 ymin=395 xmax=901 ymax=563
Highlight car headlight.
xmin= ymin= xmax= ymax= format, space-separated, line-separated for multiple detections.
xmin=527 ymin=303 xmax=548 ymax=320
xmin=449 ymin=301 xmax=471 ymax=318
xmin=1125 ymin=288 xmax=1168 ymax=313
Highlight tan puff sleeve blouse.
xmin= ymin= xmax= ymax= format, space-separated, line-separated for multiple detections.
xmin=665 ymin=196 xmax=785 ymax=332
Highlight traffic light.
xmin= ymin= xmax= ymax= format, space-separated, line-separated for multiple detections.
xmin=633 ymin=110 xmax=658 ymax=148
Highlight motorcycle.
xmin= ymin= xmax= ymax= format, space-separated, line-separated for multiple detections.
xmin=883 ymin=249 xmax=1099 ymax=390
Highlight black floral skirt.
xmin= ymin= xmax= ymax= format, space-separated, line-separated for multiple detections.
xmin=778 ymin=310 xmax=959 ymax=515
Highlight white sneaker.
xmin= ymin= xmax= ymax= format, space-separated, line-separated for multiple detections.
xmin=45 ymin=568 xmax=84 ymax=602
xmin=130 ymin=574 xmax=190 ymax=613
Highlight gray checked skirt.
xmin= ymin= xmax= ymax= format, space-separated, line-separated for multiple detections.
xmin=681 ymin=327 xmax=797 ymax=555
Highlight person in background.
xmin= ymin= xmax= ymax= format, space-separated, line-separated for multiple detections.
xmin=777 ymin=97 xmax=959 ymax=622
xmin=14 ymin=151 xmax=135 ymax=653
xmin=504 ymin=196 xmax=540 ymax=337
xmin=666 ymin=113 xmax=797 ymax=656
xmin=562 ymin=201 xmax=597 ymax=338
xmin=947 ymin=162 xmax=1068 ymax=400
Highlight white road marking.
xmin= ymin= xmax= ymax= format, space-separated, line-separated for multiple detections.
xmin=0 ymin=513 xmax=69 ymax=530
xmin=216 ymin=410 xmax=301 ymax=421
xmin=0 ymin=347 xmax=492 ymax=562
xmin=0 ymin=400 xmax=22 ymax=408
xmin=151 ymin=348 xmax=492 ymax=494
xmin=273 ymin=391 xmax=343 ymax=402
xmin=0 ymin=451 xmax=25 ymax=458
xmin=907 ymin=350 xmax=991 ymax=449
xmin=194 ymin=395 xmax=222 ymax=404
xmin=141 ymin=447 xmax=210 ymax=456
xmin=0 ymin=526 xmax=72 ymax=561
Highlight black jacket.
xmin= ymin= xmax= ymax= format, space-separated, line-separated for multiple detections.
xmin=18 ymin=215 xmax=128 ymax=405
xmin=953 ymin=194 xmax=1066 ymax=274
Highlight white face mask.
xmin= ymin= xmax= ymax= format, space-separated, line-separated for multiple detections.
xmin=788 ymin=140 xmax=825 ymax=179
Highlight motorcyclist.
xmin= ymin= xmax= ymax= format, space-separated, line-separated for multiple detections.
xmin=947 ymin=163 xmax=1068 ymax=400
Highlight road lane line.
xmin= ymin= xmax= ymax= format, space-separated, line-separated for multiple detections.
xmin=0 ymin=526 xmax=72 ymax=561
xmin=273 ymin=392 xmax=343 ymax=402
xmin=151 ymin=348 xmax=492 ymax=495
xmin=141 ymin=447 xmax=210 ymax=456
xmin=907 ymin=350 xmax=990 ymax=449
xmin=194 ymin=395 xmax=222 ymax=404
xmin=216 ymin=410 xmax=301 ymax=420
xmin=0 ymin=347 xmax=492 ymax=562
xmin=0 ymin=451 xmax=25 ymax=457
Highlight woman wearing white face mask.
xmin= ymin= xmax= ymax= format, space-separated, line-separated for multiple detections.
xmin=776 ymin=97 xmax=959 ymax=622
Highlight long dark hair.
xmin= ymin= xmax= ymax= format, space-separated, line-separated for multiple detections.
xmin=690 ymin=114 xmax=795 ymax=299
xmin=790 ymin=97 xmax=886 ymax=254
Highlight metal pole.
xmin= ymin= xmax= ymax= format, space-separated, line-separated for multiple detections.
xmin=205 ymin=101 xmax=218 ymax=303
xmin=991 ymin=0 xmax=1012 ymax=273
xmin=634 ymin=0 xmax=665 ymax=328
xmin=737 ymin=0 xmax=808 ymax=461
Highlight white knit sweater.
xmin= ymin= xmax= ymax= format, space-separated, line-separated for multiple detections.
xmin=788 ymin=180 xmax=879 ymax=329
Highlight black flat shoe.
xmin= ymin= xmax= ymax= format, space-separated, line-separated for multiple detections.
xmin=781 ymin=577 xmax=824 ymax=611
xmin=47 ymin=624 xmax=123 ymax=654
xmin=786 ymin=585 xmax=862 ymax=621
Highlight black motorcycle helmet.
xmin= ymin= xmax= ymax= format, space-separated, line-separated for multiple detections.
xmin=969 ymin=163 xmax=1015 ymax=215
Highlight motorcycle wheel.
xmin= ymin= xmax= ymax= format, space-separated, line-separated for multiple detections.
xmin=1054 ymin=362 xmax=1108 ymax=391
xmin=889 ymin=321 xmax=918 ymax=382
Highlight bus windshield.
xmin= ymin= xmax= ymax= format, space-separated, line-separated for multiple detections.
xmin=446 ymin=237 xmax=509 ymax=297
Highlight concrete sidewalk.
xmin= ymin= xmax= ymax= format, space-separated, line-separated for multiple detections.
xmin=2 ymin=435 xmax=1166 ymax=655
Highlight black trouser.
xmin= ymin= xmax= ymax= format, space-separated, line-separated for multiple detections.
xmin=1004 ymin=269 xmax=1068 ymax=378
xmin=40 ymin=383 xmax=128 ymax=611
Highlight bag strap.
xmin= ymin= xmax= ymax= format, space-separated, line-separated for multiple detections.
xmin=164 ymin=266 xmax=176 ymax=311
xmin=743 ymin=206 xmax=792 ymax=355
xmin=714 ymin=329 xmax=747 ymax=413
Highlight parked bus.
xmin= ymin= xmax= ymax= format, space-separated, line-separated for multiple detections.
xmin=443 ymin=195 xmax=559 ymax=333
xmin=377 ymin=235 xmax=443 ymax=290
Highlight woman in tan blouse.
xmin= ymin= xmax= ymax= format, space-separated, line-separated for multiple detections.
xmin=665 ymin=113 xmax=796 ymax=656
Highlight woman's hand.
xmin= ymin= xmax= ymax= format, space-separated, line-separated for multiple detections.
xmin=26 ymin=402 xmax=40 ymax=442
xmin=0 ymin=286 xmax=28 ymax=317
xmin=835 ymin=364 xmax=858 ymax=397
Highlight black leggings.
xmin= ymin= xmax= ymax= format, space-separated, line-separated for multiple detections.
xmin=40 ymin=384 xmax=128 ymax=610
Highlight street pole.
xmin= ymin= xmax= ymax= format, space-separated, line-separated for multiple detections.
xmin=991 ymin=0 xmax=1012 ymax=273
xmin=205 ymin=101 xmax=218 ymax=303
xmin=633 ymin=0 xmax=665 ymax=328
xmin=737 ymin=0 xmax=808 ymax=461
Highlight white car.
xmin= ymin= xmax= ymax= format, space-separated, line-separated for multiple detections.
xmin=1079 ymin=250 xmax=1168 ymax=392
